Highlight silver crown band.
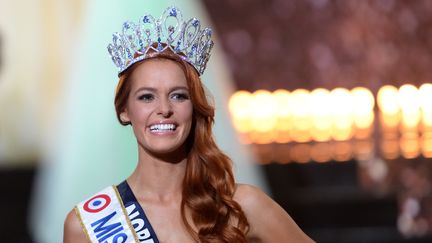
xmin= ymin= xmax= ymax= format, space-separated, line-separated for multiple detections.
xmin=107 ymin=6 xmax=214 ymax=76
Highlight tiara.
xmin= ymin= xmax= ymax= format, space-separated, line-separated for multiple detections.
xmin=107 ymin=6 xmax=214 ymax=76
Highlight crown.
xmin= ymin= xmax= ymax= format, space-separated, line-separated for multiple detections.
xmin=107 ymin=6 xmax=214 ymax=76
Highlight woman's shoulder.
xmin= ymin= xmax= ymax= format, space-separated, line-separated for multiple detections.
xmin=64 ymin=208 xmax=88 ymax=243
xmin=233 ymin=183 xmax=271 ymax=210
xmin=233 ymin=183 xmax=315 ymax=243
xmin=64 ymin=184 xmax=119 ymax=243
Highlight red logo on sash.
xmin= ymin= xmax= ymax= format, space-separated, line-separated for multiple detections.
xmin=83 ymin=194 xmax=111 ymax=213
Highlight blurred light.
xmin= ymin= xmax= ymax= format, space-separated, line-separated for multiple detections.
xmin=377 ymin=85 xmax=399 ymax=115
xmin=250 ymin=90 xmax=278 ymax=134
xmin=249 ymin=131 xmax=275 ymax=145
xmin=380 ymin=111 xmax=401 ymax=130
xmin=290 ymin=89 xmax=312 ymax=142
xmin=228 ymin=90 xmax=253 ymax=133
xmin=421 ymin=132 xmax=432 ymax=158
xmin=380 ymin=137 xmax=400 ymax=160
xmin=310 ymin=142 xmax=332 ymax=163
xmin=354 ymin=139 xmax=374 ymax=161
xmin=419 ymin=83 xmax=432 ymax=128
xmin=398 ymin=84 xmax=420 ymax=129
xmin=310 ymin=88 xmax=332 ymax=141
xmin=330 ymin=88 xmax=354 ymax=141
xmin=367 ymin=158 xmax=388 ymax=182
xmin=290 ymin=143 xmax=311 ymax=163
xmin=351 ymin=87 xmax=375 ymax=129
xmin=400 ymin=134 xmax=420 ymax=159
xmin=355 ymin=126 xmax=374 ymax=140
xmin=273 ymin=144 xmax=291 ymax=164
xmin=229 ymin=83 xmax=432 ymax=163
xmin=332 ymin=141 xmax=353 ymax=161
xmin=273 ymin=89 xmax=292 ymax=143
xmin=253 ymin=144 xmax=274 ymax=164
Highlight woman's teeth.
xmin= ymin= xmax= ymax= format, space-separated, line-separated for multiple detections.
xmin=150 ymin=124 xmax=176 ymax=131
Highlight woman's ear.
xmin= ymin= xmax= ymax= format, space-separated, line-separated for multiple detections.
xmin=120 ymin=109 xmax=130 ymax=123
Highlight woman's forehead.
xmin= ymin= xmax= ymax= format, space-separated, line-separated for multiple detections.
xmin=129 ymin=58 xmax=187 ymax=88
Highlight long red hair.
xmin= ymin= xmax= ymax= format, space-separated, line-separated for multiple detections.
xmin=114 ymin=50 xmax=249 ymax=242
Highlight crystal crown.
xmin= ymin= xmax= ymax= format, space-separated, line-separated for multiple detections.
xmin=107 ymin=6 xmax=214 ymax=76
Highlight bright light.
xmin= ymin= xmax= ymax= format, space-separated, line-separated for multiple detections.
xmin=421 ymin=132 xmax=432 ymax=158
xmin=228 ymin=91 xmax=254 ymax=133
xmin=250 ymin=90 xmax=278 ymax=133
xmin=227 ymin=83 xmax=432 ymax=164
xmin=330 ymin=88 xmax=354 ymax=140
xmin=273 ymin=89 xmax=292 ymax=143
xmin=419 ymin=83 xmax=432 ymax=128
xmin=377 ymin=85 xmax=399 ymax=115
xmin=351 ymin=87 xmax=375 ymax=112
xmin=398 ymin=84 xmax=420 ymax=128
xmin=351 ymin=87 xmax=375 ymax=129
xmin=310 ymin=88 xmax=332 ymax=141
xmin=290 ymin=89 xmax=312 ymax=142
xmin=400 ymin=134 xmax=420 ymax=159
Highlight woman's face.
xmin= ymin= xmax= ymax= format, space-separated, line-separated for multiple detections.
xmin=121 ymin=58 xmax=193 ymax=157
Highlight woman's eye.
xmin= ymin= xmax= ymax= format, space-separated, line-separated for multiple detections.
xmin=171 ymin=93 xmax=190 ymax=101
xmin=138 ymin=94 xmax=154 ymax=102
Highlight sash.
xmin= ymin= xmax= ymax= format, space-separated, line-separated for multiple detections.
xmin=75 ymin=183 xmax=159 ymax=243
xmin=117 ymin=181 xmax=159 ymax=243
xmin=75 ymin=186 xmax=139 ymax=242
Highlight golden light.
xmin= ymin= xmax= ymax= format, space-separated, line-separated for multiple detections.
xmin=398 ymin=84 xmax=420 ymax=129
xmin=379 ymin=112 xmax=401 ymax=130
xmin=273 ymin=89 xmax=292 ymax=143
xmin=228 ymin=91 xmax=253 ymax=133
xmin=380 ymin=137 xmax=400 ymax=160
xmin=419 ymin=83 xmax=432 ymax=128
xmin=377 ymin=85 xmax=401 ymax=130
xmin=249 ymin=130 xmax=276 ymax=145
xmin=332 ymin=141 xmax=353 ymax=162
xmin=351 ymin=87 xmax=375 ymax=129
xmin=421 ymin=132 xmax=432 ymax=158
xmin=310 ymin=88 xmax=332 ymax=141
xmin=228 ymin=83 xmax=431 ymax=163
xmin=354 ymin=139 xmax=374 ymax=161
xmin=310 ymin=142 xmax=332 ymax=163
xmin=290 ymin=89 xmax=312 ymax=142
xmin=290 ymin=144 xmax=312 ymax=163
xmin=377 ymin=85 xmax=399 ymax=115
xmin=330 ymin=88 xmax=354 ymax=141
xmin=400 ymin=134 xmax=420 ymax=159
xmin=249 ymin=90 xmax=278 ymax=133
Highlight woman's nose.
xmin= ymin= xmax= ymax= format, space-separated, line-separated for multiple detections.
xmin=156 ymin=98 xmax=173 ymax=117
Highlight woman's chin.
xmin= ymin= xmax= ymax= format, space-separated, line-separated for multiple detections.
xmin=142 ymin=145 xmax=188 ymax=162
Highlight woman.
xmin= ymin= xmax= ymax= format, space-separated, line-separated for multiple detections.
xmin=64 ymin=6 xmax=314 ymax=243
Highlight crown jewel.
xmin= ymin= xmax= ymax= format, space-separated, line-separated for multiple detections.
xmin=107 ymin=6 xmax=214 ymax=76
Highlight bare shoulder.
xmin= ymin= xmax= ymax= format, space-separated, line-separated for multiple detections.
xmin=63 ymin=208 xmax=88 ymax=243
xmin=234 ymin=184 xmax=315 ymax=243
xmin=233 ymin=184 xmax=269 ymax=207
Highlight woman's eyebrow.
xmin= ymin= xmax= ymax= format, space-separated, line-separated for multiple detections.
xmin=169 ymin=86 xmax=189 ymax=92
xmin=133 ymin=86 xmax=189 ymax=95
xmin=133 ymin=87 xmax=156 ymax=95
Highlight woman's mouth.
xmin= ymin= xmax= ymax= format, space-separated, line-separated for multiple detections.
xmin=149 ymin=123 xmax=177 ymax=132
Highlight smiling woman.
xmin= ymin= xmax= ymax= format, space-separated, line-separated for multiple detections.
xmin=119 ymin=58 xmax=194 ymax=157
xmin=63 ymin=6 xmax=314 ymax=243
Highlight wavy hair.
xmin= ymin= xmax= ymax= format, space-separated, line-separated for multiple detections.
xmin=114 ymin=49 xmax=249 ymax=242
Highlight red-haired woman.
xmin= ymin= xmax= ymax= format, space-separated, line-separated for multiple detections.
xmin=63 ymin=7 xmax=314 ymax=243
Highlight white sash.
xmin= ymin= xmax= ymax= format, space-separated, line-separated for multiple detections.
xmin=75 ymin=186 xmax=140 ymax=243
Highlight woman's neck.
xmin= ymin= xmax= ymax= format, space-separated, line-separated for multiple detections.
xmin=127 ymin=147 xmax=187 ymax=203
